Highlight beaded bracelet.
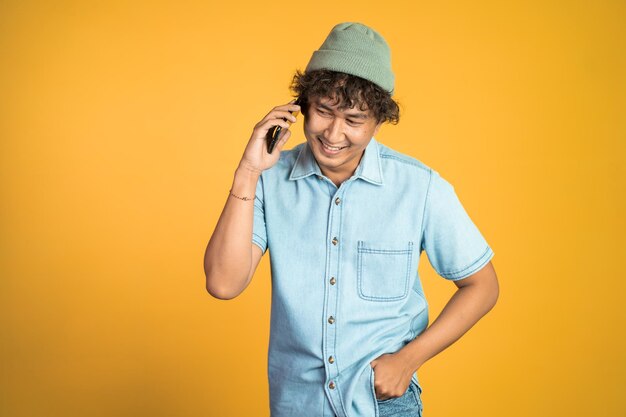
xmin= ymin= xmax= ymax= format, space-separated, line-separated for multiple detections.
xmin=229 ymin=188 xmax=254 ymax=201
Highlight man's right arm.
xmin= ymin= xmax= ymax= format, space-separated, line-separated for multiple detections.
xmin=203 ymin=99 xmax=301 ymax=300
xmin=204 ymin=165 xmax=264 ymax=300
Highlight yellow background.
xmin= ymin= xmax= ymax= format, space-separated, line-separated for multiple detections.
xmin=1 ymin=1 xmax=624 ymax=416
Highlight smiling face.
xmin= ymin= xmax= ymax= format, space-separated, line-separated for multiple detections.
xmin=303 ymin=95 xmax=383 ymax=185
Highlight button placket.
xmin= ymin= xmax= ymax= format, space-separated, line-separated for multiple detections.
xmin=323 ymin=189 xmax=346 ymax=417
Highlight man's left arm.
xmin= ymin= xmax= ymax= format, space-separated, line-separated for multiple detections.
xmin=370 ymin=261 xmax=499 ymax=400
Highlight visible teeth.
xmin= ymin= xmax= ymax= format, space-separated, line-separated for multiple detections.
xmin=319 ymin=138 xmax=345 ymax=151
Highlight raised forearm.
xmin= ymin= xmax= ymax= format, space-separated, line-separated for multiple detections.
xmin=203 ymin=100 xmax=300 ymax=300
xmin=204 ymin=165 xmax=259 ymax=298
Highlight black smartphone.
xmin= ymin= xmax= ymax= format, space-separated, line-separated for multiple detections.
xmin=266 ymin=97 xmax=302 ymax=154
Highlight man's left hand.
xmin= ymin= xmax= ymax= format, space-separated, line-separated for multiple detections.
xmin=370 ymin=352 xmax=415 ymax=401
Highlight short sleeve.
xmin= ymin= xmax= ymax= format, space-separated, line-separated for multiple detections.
xmin=421 ymin=170 xmax=494 ymax=280
xmin=252 ymin=174 xmax=268 ymax=255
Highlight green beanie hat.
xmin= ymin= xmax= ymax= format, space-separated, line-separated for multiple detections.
xmin=305 ymin=22 xmax=395 ymax=95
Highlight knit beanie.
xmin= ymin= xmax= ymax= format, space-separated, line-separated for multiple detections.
xmin=305 ymin=22 xmax=395 ymax=95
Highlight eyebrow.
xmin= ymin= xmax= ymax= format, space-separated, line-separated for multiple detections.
xmin=316 ymin=103 xmax=369 ymax=120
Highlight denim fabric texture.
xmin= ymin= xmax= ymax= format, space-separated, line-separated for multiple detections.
xmin=252 ymin=137 xmax=494 ymax=417
xmin=376 ymin=378 xmax=423 ymax=417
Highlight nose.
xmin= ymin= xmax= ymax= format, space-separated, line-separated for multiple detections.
xmin=323 ymin=117 xmax=344 ymax=142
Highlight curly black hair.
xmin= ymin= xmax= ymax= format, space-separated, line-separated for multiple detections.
xmin=289 ymin=69 xmax=400 ymax=125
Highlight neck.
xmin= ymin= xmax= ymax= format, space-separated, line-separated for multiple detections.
xmin=318 ymin=151 xmax=365 ymax=187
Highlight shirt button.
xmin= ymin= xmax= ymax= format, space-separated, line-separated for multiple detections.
xmin=335 ymin=197 xmax=341 ymax=205
xmin=317 ymin=175 xmax=322 ymax=180
xmin=330 ymin=277 xmax=336 ymax=285
xmin=328 ymin=316 xmax=335 ymax=324
xmin=332 ymin=237 xmax=338 ymax=245
xmin=328 ymin=356 xmax=335 ymax=364
xmin=329 ymin=381 xmax=336 ymax=389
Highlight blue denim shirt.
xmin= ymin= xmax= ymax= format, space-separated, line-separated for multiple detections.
xmin=252 ymin=137 xmax=494 ymax=417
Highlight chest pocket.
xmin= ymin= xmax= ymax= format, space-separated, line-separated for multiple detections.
xmin=357 ymin=240 xmax=414 ymax=301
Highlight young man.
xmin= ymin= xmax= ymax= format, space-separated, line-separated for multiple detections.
xmin=205 ymin=22 xmax=499 ymax=417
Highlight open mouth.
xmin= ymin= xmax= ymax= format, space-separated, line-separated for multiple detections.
xmin=318 ymin=137 xmax=349 ymax=153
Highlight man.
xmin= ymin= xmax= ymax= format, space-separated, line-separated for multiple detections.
xmin=205 ymin=22 xmax=499 ymax=417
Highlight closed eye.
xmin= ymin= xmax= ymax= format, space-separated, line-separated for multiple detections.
xmin=317 ymin=108 xmax=363 ymax=125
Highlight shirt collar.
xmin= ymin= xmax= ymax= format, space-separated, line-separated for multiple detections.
xmin=288 ymin=137 xmax=384 ymax=185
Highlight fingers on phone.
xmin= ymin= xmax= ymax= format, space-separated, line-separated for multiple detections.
xmin=281 ymin=102 xmax=301 ymax=113
xmin=265 ymin=115 xmax=290 ymax=126
xmin=280 ymin=110 xmax=299 ymax=122
xmin=265 ymin=110 xmax=295 ymax=123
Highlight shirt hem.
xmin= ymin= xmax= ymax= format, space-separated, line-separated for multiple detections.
xmin=439 ymin=246 xmax=494 ymax=280
xmin=252 ymin=234 xmax=267 ymax=254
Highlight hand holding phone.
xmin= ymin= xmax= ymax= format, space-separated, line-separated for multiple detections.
xmin=266 ymin=97 xmax=301 ymax=154
xmin=239 ymin=99 xmax=301 ymax=175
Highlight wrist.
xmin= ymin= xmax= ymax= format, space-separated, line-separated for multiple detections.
xmin=236 ymin=160 xmax=262 ymax=178
xmin=230 ymin=163 xmax=260 ymax=201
